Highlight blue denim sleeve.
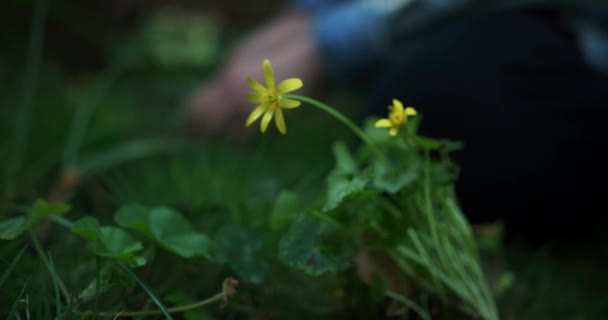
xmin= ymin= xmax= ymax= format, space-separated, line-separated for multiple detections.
xmin=573 ymin=11 xmax=608 ymax=72
xmin=303 ymin=0 xmax=608 ymax=75
xmin=289 ymin=0 xmax=351 ymax=13
xmin=309 ymin=0 xmax=469 ymax=75
xmin=311 ymin=1 xmax=393 ymax=75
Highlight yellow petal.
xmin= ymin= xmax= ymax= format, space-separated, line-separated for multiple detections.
xmin=260 ymin=109 xmax=273 ymax=133
xmin=405 ymin=107 xmax=417 ymax=116
xmin=276 ymin=78 xmax=303 ymax=94
xmin=263 ymin=59 xmax=275 ymax=88
xmin=375 ymin=118 xmax=392 ymax=128
xmin=279 ymin=98 xmax=301 ymax=109
xmin=246 ymin=92 xmax=263 ymax=104
xmin=392 ymin=99 xmax=404 ymax=112
xmin=274 ymin=108 xmax=286 ymax=134
xmin=246 ymin=105 xmax=266 ymax=127
xmin=389 ymin=127 xmax=399 ymax=136
xmin=247 ymin=76 xmax=266 ymax=93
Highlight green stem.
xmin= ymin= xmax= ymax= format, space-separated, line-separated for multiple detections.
xmin=116 ymin=264 xmax=173 ymax=320
xmin=29 ymin=230 xmax=71 ymax=302
xmin=94 ymin=256 xmax=100 ymax=320
xmin=75 ymin=292 xmax=226 ymax=318
xmin=422 ymin=149 xmax=447 ymax=301
xmin=283 ymin=94 xmax=377 ymax=152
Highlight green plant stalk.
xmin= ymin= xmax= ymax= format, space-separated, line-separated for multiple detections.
xmin=421 ymin=149 xmax=447 ymax=301
xmin=47 ymin=253 xmax=62 ymax=318
xmin=441 ymin=195 xmax=498 ymax=319
xmin=283 ymin=94 xmax=378 ymax=153
xmin=8 ymin=284 xmax=28 ymax=320
xmin=95 ymin=255 xmax=100 ymax=320
xmin=28 ymin=230 xmax=71 ymax=302
xmin=0 ymin=246 xmax=26 ymax=288
xmin=75 ymin=291 xmax=227 ymax=317
xmin=116 ymin=263 xmax=173 ymax=320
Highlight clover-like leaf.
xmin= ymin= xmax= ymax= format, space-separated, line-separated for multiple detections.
xmin=72 ymin=217 xmax=146 ymax=267
xmin=0 ymin=217 xmax=27 ymax=240
xmin=115 ymin=205 xmax=210 ymax=259
xmin=213 ymin=225 xmax=270 ymax=284
xmin=323 ymin=142 xmax=371 ymax=212
xmin=0 ymin=199 xmax=71 ymax=240
xmin=324 ymin=170 xmax=371 ymax=212
xmin=279 ymin=215 xmax=355 ymax=276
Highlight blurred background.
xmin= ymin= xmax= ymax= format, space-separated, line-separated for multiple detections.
xmin=1 ymin=0 xmax=608 ymax=319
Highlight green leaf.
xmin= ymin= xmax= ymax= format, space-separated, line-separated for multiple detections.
xmin=279 ymin=215 xmax=355 ymax=276
xmin=77 ymin=266 xmax=135 ymax=303
xmin=29 ymin=199 xmax=71 ymax=222
xmin=372 ymin=155 xmax=420 ymax=194
xmin=324 ymin=170 xmax=371 ymax=212
xmin=413 ymin=135 xmax=464 ymax=152
xmin=270 ymin=190 xmax=300 ymax=230
xmin=0 ymin=199 xmax=70 ymax=240
xmin=72 ymin=217 xmax=146 ymax=267
xmin=0 ymin=217 xmax=27 ymax=240
xmin=213 ymin=225 xmax=269 ymax=284
xmin=332 ymin=141 xmax=358 ymax=175
xmin=413 ymin=136 xmax=443 ymax=150
xmin=72 ymin=217 xmax=102 ymax=242
xmin=149 ymin=207 xmax=210 ymax=258
xmin=99 ymin=226 xmax=144 ymax=254
xmin=115 ymin=205 xmax=211 ymax=259
xmin=114 ymin=204 xmax=153 ymax=238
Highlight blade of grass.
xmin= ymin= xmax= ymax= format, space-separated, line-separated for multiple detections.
xmin=77 ymin=138 xmax=187 ymax=176
xmin=7 ymin=283 xmax=28 ymax=320
xmin=47 ymin=253 xmax=62 ymax=318
xmin=95 ymin=256 xmax=100 ymax=319
xmin=28 ymin=230 xmax=71 ymax=302
xmin=4 ymin=0 xmax=50 ymax=190
xmin=115 ymin=263 xmax=173 ymax=320
xmin=62 ymin=56 xmax=131 ymax=168
xmin=0 ymin=246 xmax=27 ymax=289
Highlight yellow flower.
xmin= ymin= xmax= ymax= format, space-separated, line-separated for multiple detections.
xmin=245 ymin=59 xmax=303 ymax=134
xmin=375 ymin=99 xmax=417 ymax=136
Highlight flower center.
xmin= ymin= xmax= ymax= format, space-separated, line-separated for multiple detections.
xmin=390 ymin=112 xmax=404 ymax=125
xmin=264 ymin=89 xmax=279 ymax=109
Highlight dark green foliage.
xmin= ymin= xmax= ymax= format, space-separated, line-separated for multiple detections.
xmin=279 ymin=215 xmax=356 ymax=276
xmin=72 ymin=217 xmax=146 ymax=267
xmin=1 ymin=2 xmax=606 ymax=319
xmin=0 ymin=200 xmax=70 ymax=240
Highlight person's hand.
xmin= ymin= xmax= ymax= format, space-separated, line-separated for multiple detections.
xmin=185 ymin=12 xmax=323 ymax=137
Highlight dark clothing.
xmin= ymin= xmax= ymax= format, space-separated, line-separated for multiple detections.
xmin=365 ymin=9 xmax=608 ymax=240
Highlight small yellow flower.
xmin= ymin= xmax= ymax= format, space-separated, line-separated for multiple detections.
xmin=375 ymin=99 xmax=417 ymax=136
xmin=245 ymin=59 xmax=303 ymax=134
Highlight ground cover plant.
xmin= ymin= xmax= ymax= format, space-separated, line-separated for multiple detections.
xmin=2 ymin=1 xmax=608 ymax=319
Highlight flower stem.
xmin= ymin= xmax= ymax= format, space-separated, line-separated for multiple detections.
xmin=29 ymin=230 xmax=71 ymax=302
xmin=283 ymin=94 xmax=377 ymax=152
xmin=74 ymin=292 xmax=226 ymax=317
